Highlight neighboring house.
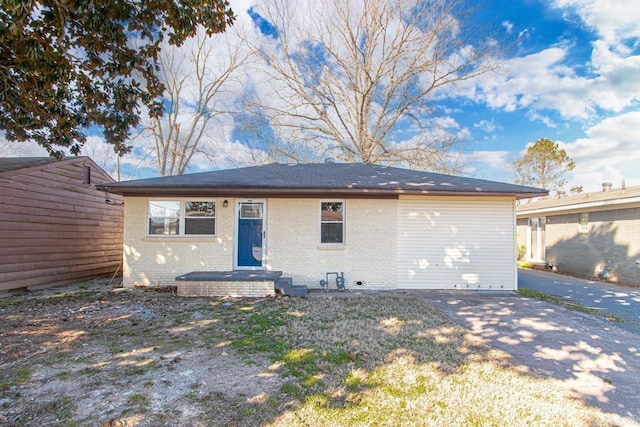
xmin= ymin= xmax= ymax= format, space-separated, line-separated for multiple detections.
xmin=97 ymin=162 xmax=546 ymax=297
xmin=0 ymin=157 xmax=124 ymax=295
xmin=517 ymin=182 xmax=640 ymax=284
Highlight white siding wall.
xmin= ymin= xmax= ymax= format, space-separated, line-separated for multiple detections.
xmin=397 ymin=196 xmax=517 ymax=290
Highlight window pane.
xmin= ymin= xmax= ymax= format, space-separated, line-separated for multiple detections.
xmin=579 ymin=212 xmax=589 ymax=233
xmin=185 ymin=218 xmax=215 ymax=235
xmin=321 ymin=202 xmax=343 ymax=221
xmin=321 ymin=223 xmax=343 ymax=244
xmin=240 ymin=204 xmax=262 ymax=219
xmin=149 ymin=218 xmax=179 ymax=235
xmin=149 ymin=201 xmax=180 ymax=218
xmin=186 ymin=201 xmax=215 ymax=217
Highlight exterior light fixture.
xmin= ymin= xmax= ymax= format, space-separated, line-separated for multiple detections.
xmin=223 ymin=200 xmax=229 ymax=208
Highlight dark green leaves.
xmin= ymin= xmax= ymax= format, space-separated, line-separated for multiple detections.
xmin=0 ymin=0 xmax=234 ymax=158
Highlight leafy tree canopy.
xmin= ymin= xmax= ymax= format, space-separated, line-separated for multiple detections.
xmin=0 ymin=0 xmax=234 ymax=158
xmin=514 ymin=137 xmax=576 ymax=191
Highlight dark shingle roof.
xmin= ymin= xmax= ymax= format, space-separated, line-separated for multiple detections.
xmin=98 ymin=162 xmax=547 ymax=199
xmin=0 ymin=157 xmax=57 ymax=173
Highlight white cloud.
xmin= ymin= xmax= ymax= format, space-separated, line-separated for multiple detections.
xmin=465 ymin=0 xmax=640 ymax=123
xmin=473 ymin=119 xmax=500 ymax=133
xmin=466 ymin=150 xmax=511 ymax=170
xmin=561 ymin=110 xmax=640 ymax=191
xmin=463 ymin=150 xmax=512 ymax=181
xmin=78 ymin=136 xmax=122 ymax=178
xmin=571 ymin=168 xmax=625 ymax=193
xmin=470 ymin=48 xmax=598 ymax=119
xmin=468 ymin=107 xmax=640 ymax=189
xmin=588 ymin=42 xmax=640 ymax=112
xmin=502 ymin=21 xmax=513 ymax=34
xmin=0 ymin=135 xmax=49 ymax=157
xmin=471 ymin=43 xmax=640 ymax=121
xmin=529 ymin=113 xmax=557 ymax=128
xmin=551 ymin=0 xmax=640 ymax=53
xmin=115 ymin=5 xmax=262 ymax=178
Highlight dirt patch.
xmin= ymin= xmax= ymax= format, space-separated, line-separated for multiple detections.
xmin=0 ymin=279 xmax=282 ymax=426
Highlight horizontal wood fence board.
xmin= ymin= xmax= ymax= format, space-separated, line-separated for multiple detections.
xmin=0 ymin=157 xmax=124 ymax=292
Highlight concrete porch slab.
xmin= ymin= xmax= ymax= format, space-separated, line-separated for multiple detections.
xmin=175 ymin=271 xmax=283 ymax=282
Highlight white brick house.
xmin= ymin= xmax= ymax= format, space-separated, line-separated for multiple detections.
xmin=98 ymin=162 xmax=545 ymax=296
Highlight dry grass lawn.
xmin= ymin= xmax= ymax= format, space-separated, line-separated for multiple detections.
xmin=0 ymin=279 xmax=618 ymax=426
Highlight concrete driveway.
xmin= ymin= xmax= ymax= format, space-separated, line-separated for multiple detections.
xmin=518 ymin=268 xmax=640 ymax=334
xmin=426 ymin=287 xmax=640 ymax=425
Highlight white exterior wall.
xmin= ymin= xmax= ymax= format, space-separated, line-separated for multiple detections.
xmin=122 ymin=197 xmax=235 ymax=287
xmin=266 ymin=198 xmax=397 ymax=290
xmin=123 ymin=195 xmax=517 ymax=291
xmin=122 ymin=197 xmax=397 ymax=290
xmin=397 ymin=195 xmax=517 ymax=290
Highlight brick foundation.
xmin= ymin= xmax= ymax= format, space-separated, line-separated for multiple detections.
xmin=177 ymin=280 xmax=276 ymax=297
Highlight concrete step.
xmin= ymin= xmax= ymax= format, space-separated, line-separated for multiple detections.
xmin=275 ymin=277 xmax=292 ymax=292
xmin=287 ymin=285 xmax=308 ymax=297
xmin=275 ymin=277 xmax=307 ymax=296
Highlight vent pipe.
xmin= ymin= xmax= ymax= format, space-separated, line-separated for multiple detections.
xmin=602 ymin=181 xmax=612 ymax=192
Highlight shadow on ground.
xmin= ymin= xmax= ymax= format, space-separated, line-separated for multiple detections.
xmin=426 ymin=291 xmax=640 ymax=424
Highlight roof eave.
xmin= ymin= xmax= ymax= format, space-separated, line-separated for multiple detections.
xmin=96 ymin=184 xmax=546 ymax=199
xmin=517 ymin=195 xmax=640 ymax=216
xmin=0 ymin=156 xmax=93 ymax=178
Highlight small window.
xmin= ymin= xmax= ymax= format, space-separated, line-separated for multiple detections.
xmin=320 ymin=201 xmax=344 ymax=244
xmin=185 ymin=201 xmax=216 ymax=235
xmin=240 ymin=203 xmax=263 ymax=219
xmin=148 ymin=200 xmax=215 ymax=236
xmin=578 ymin=212 xmax=589 ymax=234
xmin=149 ymin=201 xmax=180 ymax=235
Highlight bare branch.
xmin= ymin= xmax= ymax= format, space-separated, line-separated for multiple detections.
xmin=248 ymin=0 xmax=499 ymax=171
xmin=148 ymin=26 xmax=252 ymax=176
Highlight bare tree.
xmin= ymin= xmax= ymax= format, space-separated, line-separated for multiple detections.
xmin=0 ymin=134 xmax=48 ymax=157
xmin=248 ymin=0 xmax=499 ymax=171
xmin=404 ymin=134 xmax=469 ymax=174
xmin=147 ymin=27 xmax=252 ymax=176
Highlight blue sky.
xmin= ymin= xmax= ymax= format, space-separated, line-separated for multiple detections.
xmin=2 ymin=0 xmax=638 ymax=193
xmin=238 ymin=0 xmax=639 ymax=192
xmin=453 ymin=0 xmax=639 ymax=191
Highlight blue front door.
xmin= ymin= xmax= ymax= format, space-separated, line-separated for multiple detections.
xmin=237 ymin=202 xmax=265 ymax=268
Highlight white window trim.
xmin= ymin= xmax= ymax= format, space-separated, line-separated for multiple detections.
xmin=147 ymin=199 xmax=216 ymax=237
xmin=578 ymin=212 xmax=589 ymax=234
xmin=319 ymin=200 xmax=345 ymax=247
